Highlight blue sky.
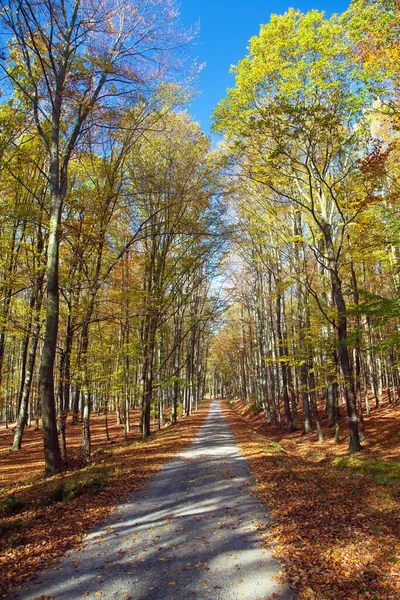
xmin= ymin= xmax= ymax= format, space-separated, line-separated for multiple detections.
xmin=179 ymin=0 xmax=351 ymax=134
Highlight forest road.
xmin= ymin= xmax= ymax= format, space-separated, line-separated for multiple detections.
xmin=15 ymin=399 xmax=295 ymax=600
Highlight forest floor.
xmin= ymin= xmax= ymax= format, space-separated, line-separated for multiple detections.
xmin=8 ymin=399 xmax=294 ymax=600
xmin=0 ymin=409 xmax=163 ymax=490
xmin=1 ymin=399 xmax=399 ymax=599
xmin=225 ymin=398 xmax=400 ymax=600
xmin=0 ymin=406 xmax=209 ymax=598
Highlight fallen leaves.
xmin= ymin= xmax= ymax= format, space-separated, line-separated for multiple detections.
xmin=224 ymin=401 xmax=400 ymax=600
xmin=0 ymin=403 xmax=210 ymax=597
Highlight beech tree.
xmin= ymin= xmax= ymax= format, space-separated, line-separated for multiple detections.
xmin=0 ymin=0 xmax=194 ymax=474
xmin=213 ymin=5 xmax=400 ymax=451
xmin=126 ymin=112 xmax=223 ymax=438
xmin=0 ymin=0 xmax=398 ymax=481
xmin=213 ymin=8 xmax=373 ymax=451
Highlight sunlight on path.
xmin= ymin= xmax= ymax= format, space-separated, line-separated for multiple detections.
xmin=15 ymin=400 xmax=295 ymax=600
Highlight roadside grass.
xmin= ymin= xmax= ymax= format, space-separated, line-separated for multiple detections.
xmin=269 ymin=441 xmax=288 ymax=453
xmin=333 ymin=456 xmax=400 ymax=485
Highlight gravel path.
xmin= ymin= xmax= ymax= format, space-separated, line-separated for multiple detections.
xmin=16 ymin=400 xmax=294 ymax=600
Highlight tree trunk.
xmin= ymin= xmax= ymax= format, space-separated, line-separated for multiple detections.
xmin=82 ymin=389 xmax=91 ymax=462
xmin=322 ymin=222 xmax=361 ymax=451
xmin=276 ymin=291 xmax=294 ymax=432
xmin=12 ymin=322 xmax=41 ymax=451
xmin=39 ymin=194 xmax=63 ymax=475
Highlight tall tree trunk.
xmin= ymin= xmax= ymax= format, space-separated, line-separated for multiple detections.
xmin=16 ymin=328 xmax=31 ymax=417
xmin=301 ymin=363 xmax=312 ymax=434
xmin=0 ymin=222 xmax=21 ymax=419
xmin=308 ymin=364 xmax=324 ymax=442
xmin=322 ymin=222 xmax=361 ymax=451
xmin=141 ymin=318 xmax=156 ymax=439
xmin=57 ymin=351 xmax=68 ymax=461
xmin=81 ymin=314 xmax=92 ymax=463
xmin=350 ymin=263 xmax=366 ymax=442
xmin=124 ymin=322 xmax=131 ymax=439
xmin=39 ymin=192 xmax=63 ymax=474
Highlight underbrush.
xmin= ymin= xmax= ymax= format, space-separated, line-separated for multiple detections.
xmin=0 ymin=495 xmax=27 ymax=515
xmin=42 ymin=467 xmax=110 ymax=505
xmin=334 ymin=456 xmax=400 ymax=484
xmin=269 ymin=441 xmax=287 ymax=453
xmin=248 ymin=402 xmax=264 ymax=416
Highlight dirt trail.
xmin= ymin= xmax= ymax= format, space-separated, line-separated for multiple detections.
xmin=15 ymin=400 xmax=294 ymax=600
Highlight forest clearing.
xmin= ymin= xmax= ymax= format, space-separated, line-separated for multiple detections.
xmin=0 ymin=0 xmax=399 ymax=598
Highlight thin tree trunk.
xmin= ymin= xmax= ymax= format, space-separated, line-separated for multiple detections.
xmin=12 ymin=321 xmax=41 ymax=451
xmin=276 ymin=291 xmax=294 ymax=432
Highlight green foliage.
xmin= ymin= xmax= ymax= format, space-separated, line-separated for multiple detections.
xmin=357 ymin=289 xmax=400 ymax=323
xmin=0 ymin=495 xmax=27 ymax=515
xmin=334 ymin=456 xmax=400 ymax=484
xmin=269 ymin=442 xmax=288 ymax=453
xmin=213 ymin=8 xmax=369 ymax=140
xmin=42 ymin=469 xmax=109 ymax=505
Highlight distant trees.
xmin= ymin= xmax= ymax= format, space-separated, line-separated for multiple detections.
xmin=126 ymin=113 xmax=222 ymax=438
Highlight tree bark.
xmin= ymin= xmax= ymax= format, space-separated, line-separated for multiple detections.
xmin=39 ymin=194 xmax=63 ymax=474
xmin=322 ymin=222 xmax=361 ymax=451
xmin=276 ymin=291 xmax=294 ymax=432
xmin=12 ymin=321 xmax=41 ymax=451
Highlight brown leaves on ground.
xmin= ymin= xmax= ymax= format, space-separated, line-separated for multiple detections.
xmin=223 ymin=400 xmax=400 ymax=600
xmin=0 ymin=405 xmax=209 ymax=598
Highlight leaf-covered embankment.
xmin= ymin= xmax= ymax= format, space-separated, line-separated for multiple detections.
xmin=223 ymin=400 xmax=400 ymax=600
xmin=0 ymin=402 xmax=209 ymax=598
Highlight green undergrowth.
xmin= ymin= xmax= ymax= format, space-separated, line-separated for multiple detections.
xmin=42 ymin=467 xmax=110 ymax=505
xmin=248 ymin=402 xmax=264 ymax=416
xmin=0 ymin=495 xmax=27 ymax=515
xmin=333 ymin=456 xmax=400 ymax=484
xmin=269 ymin=441 xmax=288 ymax=453
xmin=248 ymin=437 xmax=288 ymax=456
xmin=0 ymin=465 xmax=111 ymax=518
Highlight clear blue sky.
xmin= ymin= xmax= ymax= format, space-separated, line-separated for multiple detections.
xmin=179 ymin=0 xmax=351 ymax=135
